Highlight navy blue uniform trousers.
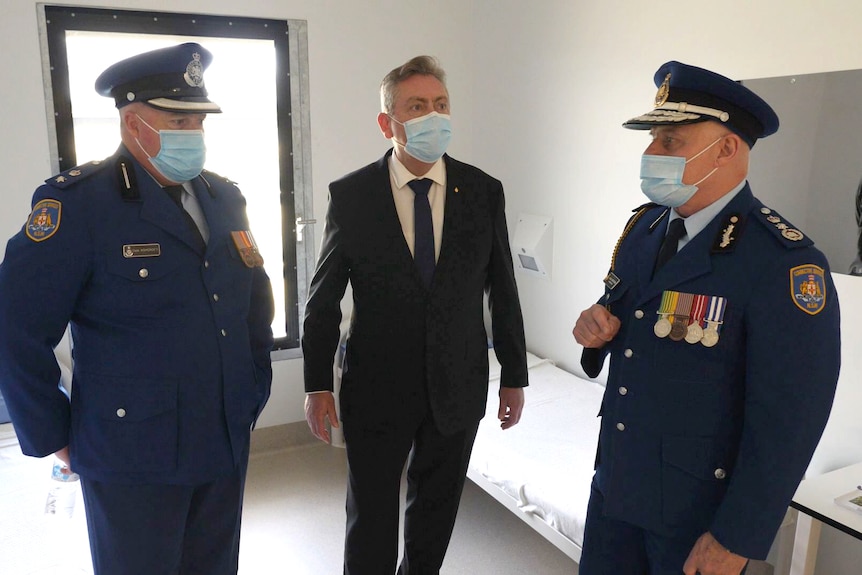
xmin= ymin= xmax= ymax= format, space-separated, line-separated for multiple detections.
xmin=80 ymin=451 xmax=248 ymax=575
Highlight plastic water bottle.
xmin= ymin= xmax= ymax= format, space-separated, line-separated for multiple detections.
xmin=44 ymin=458 xmax=79 ymax=518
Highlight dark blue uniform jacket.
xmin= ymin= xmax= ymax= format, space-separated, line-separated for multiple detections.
xmin=0 ymin=147 xmax=274 ymax=485
xmin=583 ymin=184 xmax=840 ymax=559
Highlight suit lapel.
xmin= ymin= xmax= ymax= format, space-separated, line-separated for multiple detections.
xmin=372 ymin=152 xmax=423 ymax=282
xmin=192 ymin=176 xmax=218 ymax=253
xmin=134 ymin=163 xmax=205 ymax=254
xmin=434 ymin=155 xmax=468 ymax=285
xmin=642 ymin=228 xmax=714 ymax=303
xmin=633 ymin=208 xmax=669 ymax=291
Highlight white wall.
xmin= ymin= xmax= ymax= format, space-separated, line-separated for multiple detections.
xmin=4 ymin=0 xmax=862 ymax=571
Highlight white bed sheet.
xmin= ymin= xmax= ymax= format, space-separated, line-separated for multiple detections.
xmin=470 ymin=350 xmax=604 ymax=552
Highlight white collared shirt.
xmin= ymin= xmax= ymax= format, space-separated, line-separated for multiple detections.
xmin=388 ymin=153 xmax=446 ymax=261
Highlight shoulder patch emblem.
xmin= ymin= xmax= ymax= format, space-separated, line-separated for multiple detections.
xmin=790 ymin=264 xmax=826 ymax=315
xmin=25 ymin=199 xmax=62 ymax=242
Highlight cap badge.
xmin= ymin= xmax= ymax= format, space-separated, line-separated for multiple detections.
xmin=655 ymin=73 xmax=671 ymax=107
xmin=184 ymin=52 xmax=205 ymax=88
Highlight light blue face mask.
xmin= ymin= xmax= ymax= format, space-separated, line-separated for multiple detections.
xmin=639 ymin=137 xmax=721 ymax=207
xmin=390 ymin=112 xmax=452 ymax=163
xmin=135 ymin=114 xmax=206 ymax=183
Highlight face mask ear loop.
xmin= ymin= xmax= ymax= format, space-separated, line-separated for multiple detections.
xmin=134 ymin=137 xmax=154 ymax=161
xmin=135 ymin=114 xmax=160 ymax=136
xmin=133 ymin=114 xmax=159 ymax=160
xmin=693 ymin=167 xmax=718 ymax=187
xmin=685 ymin=136 xmax=724 ymax=187
xmin=685 ymin=136 xmax=723 ymax=164
xmin=387 ymin=114 xmax=408 ymax=147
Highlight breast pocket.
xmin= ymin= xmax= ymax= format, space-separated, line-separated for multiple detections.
xmin=72 ymin=373 xmax=179 ymax=473
xmin=100 ymin=246 xmax=192 ymax=316
xmin=651 ymin=300 xmax=739 ymax=382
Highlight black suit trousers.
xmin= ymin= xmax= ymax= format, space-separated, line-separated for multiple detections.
xmin=343 ymin=412 xmax=480 ymax=575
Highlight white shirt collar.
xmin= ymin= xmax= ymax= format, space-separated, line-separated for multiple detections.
xmin=389 ymin=152 xmax=446 ymax=189
xmin=671 ymin=178 xmax=747 ymax=244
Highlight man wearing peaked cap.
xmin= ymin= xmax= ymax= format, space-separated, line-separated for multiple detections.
xmin=95 ymin=42 xmax=222 ymax=113
xmin=573 ymin=61 xmax=839 ymax=575
xmin=0 ymin=43 xmax=273 ymax=575
xmin=622 ymin=60 xmax=779 ymax=148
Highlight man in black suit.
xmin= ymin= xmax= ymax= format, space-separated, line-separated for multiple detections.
xmin=302 ymin=55 xmax=528 ymax=574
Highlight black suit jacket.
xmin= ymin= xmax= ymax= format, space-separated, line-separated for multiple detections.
xmin=302 ymin=150 xmax=527 ymax=434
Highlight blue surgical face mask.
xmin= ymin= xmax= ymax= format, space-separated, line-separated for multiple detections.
xmin=135 ymin=114 xmax=206 ymax=183
xmin=639 ymin=136 xmax=722 ymax=207
xmin=390 ymin=112 xmax=452 ymax=163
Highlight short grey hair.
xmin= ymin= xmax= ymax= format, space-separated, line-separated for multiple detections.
xmin=380 ymin=55 xmax=447 ymax=114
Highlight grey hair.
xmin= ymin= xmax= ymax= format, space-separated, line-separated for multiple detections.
xmin=380 ymin=55 xmax=447 ymax=114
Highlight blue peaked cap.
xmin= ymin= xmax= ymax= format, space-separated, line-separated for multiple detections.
xmin=95 ymin=42 xmax=221 ymax=113
xmin=623 ymin=61 xmax=779 ymax=147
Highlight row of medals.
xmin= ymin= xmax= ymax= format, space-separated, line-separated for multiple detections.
xmin=654 ymin=314 xmax=720 ymax=347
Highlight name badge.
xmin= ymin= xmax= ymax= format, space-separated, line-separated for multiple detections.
xmin=123 ymin=243 xmax=161 ymax=258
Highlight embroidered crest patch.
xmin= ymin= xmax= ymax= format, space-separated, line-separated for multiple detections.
xmin=25 ymin=199 xmax=61 ymax=242
xmin=790 ymin=264 xmax=826 ymax=315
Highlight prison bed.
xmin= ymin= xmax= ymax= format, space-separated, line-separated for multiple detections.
xmin=467 ymin=349 xmax=604 ymax=562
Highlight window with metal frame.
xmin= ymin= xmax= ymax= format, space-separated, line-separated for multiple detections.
xmin=39 ymin=5 xmax=315 ymax=356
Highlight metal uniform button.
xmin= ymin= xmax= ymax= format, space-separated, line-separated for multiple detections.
xmin=204 ymin=260 xmax=210 ymax=268
xmin=138 ymin=268 xmax=148 ymax=279
xmin=213 ymin=293 xmax=219 ymax=302
xmin=714 ymin=468 xmax=727 ymax=480
xmin=116 ymin=408 xmax=126 ymax=418
xmin=624 ymin=349 xmax=633 ymax=358
xmin=221 ymin=329 xmax=227 ymax=337
xmin=618 ymin=387 xmax=628 ymax=396
xmin=616 ymin=422 xmax=626 ymax=431
xmin=634 ymin=310 xmax=644 ymax=319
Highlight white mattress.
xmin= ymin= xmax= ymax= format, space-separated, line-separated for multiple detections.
xmin=469 ymin=350 xmax=604 ymax=551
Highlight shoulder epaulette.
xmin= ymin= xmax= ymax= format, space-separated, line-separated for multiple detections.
xmin=751 ymin=205 xmax=813 ymax=249
xmin=624 ymin=202 xmax=664 ymax=230
xmin=631 ymin=201 xmax=659 ymax=213
xmin=45 ymin=160 xmax=110 ymax=189
xmin=201 ymin=169 xmax=238 ymax=187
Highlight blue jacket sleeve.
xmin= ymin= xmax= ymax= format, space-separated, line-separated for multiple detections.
xmin=0 ymin=185 xmax=93 ymax=456
xmin=709 ymin=249 xmax=840 ymax=558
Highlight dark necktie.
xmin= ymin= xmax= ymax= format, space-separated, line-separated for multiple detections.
xmin=165 ymin=185 xmax=206 ymax=252
xmin=408 ymin=178 xmax=435 ymax=288
xmin=654 ymin=217 xmax=687 ymax=275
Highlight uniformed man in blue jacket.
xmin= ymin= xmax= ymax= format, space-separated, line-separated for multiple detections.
xmin=572 ymin=61 xmax=841 ymax=575
xmin=0 ymin=43 xmax=274 ymax=575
